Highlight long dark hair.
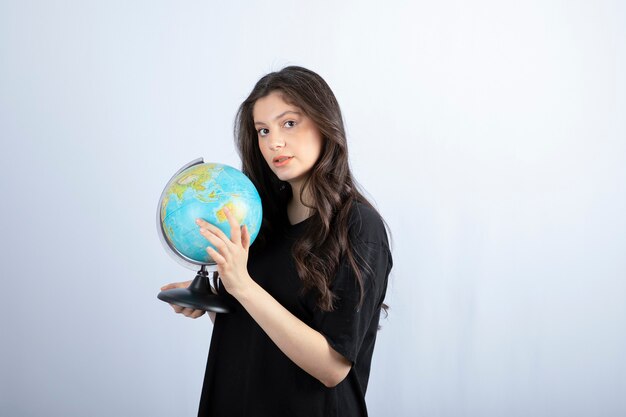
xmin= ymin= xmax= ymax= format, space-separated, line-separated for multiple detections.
xmin=234 ymin=66 xmax=390 ymax=313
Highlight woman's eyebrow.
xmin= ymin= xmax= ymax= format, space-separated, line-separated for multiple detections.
xmin=254 ymin=110 xmax=301 ymax=126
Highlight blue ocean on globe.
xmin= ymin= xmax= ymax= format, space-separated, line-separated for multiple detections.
xmin=159 ymin=162 xmax=263 ymax=264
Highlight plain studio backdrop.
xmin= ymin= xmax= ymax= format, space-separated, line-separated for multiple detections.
xmin=1 ymin=1 xmax=624 ymax=416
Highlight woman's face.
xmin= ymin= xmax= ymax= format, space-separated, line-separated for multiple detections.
xmin=253 ymin=91 xmax=323 ymax=188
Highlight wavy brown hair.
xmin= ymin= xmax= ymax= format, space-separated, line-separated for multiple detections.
xmin=233 ymin=66 xmax=390 ymax=314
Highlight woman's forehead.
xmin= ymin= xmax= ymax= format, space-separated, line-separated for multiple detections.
xmin=253 ymin=92 xmax=302 ymax=122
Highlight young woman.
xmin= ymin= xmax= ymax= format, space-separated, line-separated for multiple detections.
xmin=161 ymin=66 xmax=393 ymax=417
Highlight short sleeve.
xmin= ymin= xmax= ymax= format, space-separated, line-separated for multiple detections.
xmin=312 ymin=236 xmax=392 ymax=364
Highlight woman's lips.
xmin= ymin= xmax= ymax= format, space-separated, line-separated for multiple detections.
xmin=273 ymin=156 xmax=293 ymax=167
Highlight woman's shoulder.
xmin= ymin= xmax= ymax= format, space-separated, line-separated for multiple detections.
xmin=346 ymin=200 xmax=389 ymax=246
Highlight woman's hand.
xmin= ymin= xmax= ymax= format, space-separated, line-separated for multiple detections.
xmin=196 ymin=206 xmax=253 ymax=299
xmin=160 ymin=280 xmax=205 ymax=319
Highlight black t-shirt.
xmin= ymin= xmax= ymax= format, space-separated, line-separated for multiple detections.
xmin=198 ymin=202 xmax=393 ymax=417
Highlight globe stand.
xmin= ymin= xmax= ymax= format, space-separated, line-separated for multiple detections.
xmin=157 ymin=265 xmax=231 ymax=313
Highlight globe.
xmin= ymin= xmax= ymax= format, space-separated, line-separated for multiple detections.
xmin=157 ymin=159 xmax=263 ymax=267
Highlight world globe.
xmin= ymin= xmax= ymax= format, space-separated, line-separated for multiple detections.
xmin=157 ymin=159 xmax=263 ymax=267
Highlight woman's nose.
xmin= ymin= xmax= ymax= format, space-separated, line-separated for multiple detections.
xmin=268 ymin=135 xmax=285 ymax=151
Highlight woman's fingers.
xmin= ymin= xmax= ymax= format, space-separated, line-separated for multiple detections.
xmin=162 ymin=281 xmax=203 ymax=318
xmin=161 ymin=281 xmax=204 ymax=319
xmin=207 ymin=246 xmax=226 ymax=265
xmin=196 ymin=218 xmax=230 ymax=244
xmin=196 ymin=206 xmax=243 ymax=248
xmin=200 ymin=230 xmax=230 ymax=264
xmin=190 ymin=310 xmax=205 ymax=319
xmin=241 ymin=224 xmax=250 ymax=250
xmin=201 ymin=229 xmax=227 ymax=251
xmin=180 ymin=307 xmax=205 ymax=319
xmin=161 ymin=280 xmax=192 ymax=291
xmin=171 ymin=304 xmax=204 ymax=318
xmin=223 ymin=207 xmax=241 ymax=246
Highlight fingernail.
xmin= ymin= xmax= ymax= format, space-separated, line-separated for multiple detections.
xmin=195 ymin=219 xmax=201 ymax=224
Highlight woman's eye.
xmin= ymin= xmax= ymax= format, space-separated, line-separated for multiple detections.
xmin=258 ymin=128 xmax=269 ymax=136
xmin=284 ymin=120 xmax=296 ymax=128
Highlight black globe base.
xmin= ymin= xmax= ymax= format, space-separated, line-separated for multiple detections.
xmin=157 ymin=265 xmax=231 ymax=313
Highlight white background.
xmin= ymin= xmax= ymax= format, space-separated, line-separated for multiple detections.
xmin=1 ymin=1 xmax=624 ymax=416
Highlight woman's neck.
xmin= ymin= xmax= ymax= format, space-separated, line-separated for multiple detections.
xmin=287 ymin=199 xmax=312 ymax=225
xmin=287 ymin=182 xmax=314 ymax=225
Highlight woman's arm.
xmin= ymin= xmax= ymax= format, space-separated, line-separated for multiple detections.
xmin=196 ymin=209 xmax=351 ymax=388
xmin=233 ymin=276 xmax=352 ymax=388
